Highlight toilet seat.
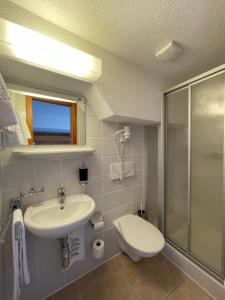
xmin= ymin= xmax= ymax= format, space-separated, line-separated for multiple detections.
xmin=114 ymin=214 xmax=165 ymax=257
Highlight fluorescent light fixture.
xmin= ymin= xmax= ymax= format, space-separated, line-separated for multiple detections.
xmin=6 ymin=83 xmax=83 ymax=104
xmin=0 ymin=18 xmax=102 ymax=82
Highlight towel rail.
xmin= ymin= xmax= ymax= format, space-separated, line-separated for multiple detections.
xmin=0 ymin=197 xmax=21 ymax=245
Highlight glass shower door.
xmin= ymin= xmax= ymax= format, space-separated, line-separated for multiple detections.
xmin=165 ymin=88 xmax=189 ymax=249
xmin=190 ymin=73 xmax=224 ymax=274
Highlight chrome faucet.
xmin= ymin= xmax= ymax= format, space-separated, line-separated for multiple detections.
xmin=58 ymin=187 xmax=66 ymax=204
xmin=20 ymin=187 xmax=44 ymax=198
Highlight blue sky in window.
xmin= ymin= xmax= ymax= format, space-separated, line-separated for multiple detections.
xmin=32 ymin=100 xmax=70 ymax=133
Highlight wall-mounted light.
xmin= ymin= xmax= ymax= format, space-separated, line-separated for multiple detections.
xmin=0 ymin=18 xmax=102 ymax=82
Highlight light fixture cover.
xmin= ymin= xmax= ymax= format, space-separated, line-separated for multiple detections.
xmin=155 ymin=41 xmax=182 ymax=63
xmin=0 ymin=18 xmax=102 ymax=82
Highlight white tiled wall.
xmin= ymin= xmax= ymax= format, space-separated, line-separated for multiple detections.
xmin=0 ymin=104 xmax=145 ymax=300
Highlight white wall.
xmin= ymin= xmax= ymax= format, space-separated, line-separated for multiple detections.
xmin=0 ymin=104 xmax=145 ymax=300
xmin=0 ymin=0 xmax=169 ymax=124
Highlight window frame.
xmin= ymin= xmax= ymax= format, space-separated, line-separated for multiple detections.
xmin=26 ymin=96 xmax=77 ymax=145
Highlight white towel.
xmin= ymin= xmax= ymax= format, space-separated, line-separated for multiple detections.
xmin=17 ymin=110 xmax=31 ymax=142
xmin=0 ymin=107 xmax=31 ymax=149
xmin=12 ymin=209 xmax=30 ymax=300
xmin=0 ymin=73 xmax=17 ymax=129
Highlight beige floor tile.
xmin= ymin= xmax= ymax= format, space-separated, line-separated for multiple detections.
xmin=99 ymin=273 xmax=140 ymax=300
xmin=47 ymin=281 xmax=81 ymax=300
xmin=107 ymin=254 xmax=143 ymax=284
xmin=155 ymin=253 xmax=167 ymax=264
xmin=167 ymin=276 xmax=214 ymax=300
xmin=48 ymin=254 xmax=213 ymax=300
xmin=150 ymin=259 xmax=184 ymax=295
xmin=134 ymin=256 xmax=163 ymax=275
xmin=76 ymin=272 xmax=98 ymax=295
xmin=81 ymin=285 xmax=113 ymax=300
xmin=91 ymin=261 xmax=114 ymax=283
xmin=134 ymin=277 xmax=166 ymax=300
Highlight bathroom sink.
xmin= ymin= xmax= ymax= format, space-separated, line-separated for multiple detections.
xmin=24 ymin=194 xmax=95 ymax=238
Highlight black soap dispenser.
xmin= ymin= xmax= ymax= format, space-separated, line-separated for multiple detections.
xmin=79 ymin=161 xmax=88 ymax=186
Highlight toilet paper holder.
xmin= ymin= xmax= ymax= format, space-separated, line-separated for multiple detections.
xmin=90 ymin=211 xmax=104 ymax=228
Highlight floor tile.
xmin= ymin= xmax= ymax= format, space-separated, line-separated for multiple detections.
xmin=47 ymin=281 xmax=81 ymax=300
xmin=99 ymin=273 xmax=140 ymax=300
xmin=149 ymin=259 xmax=184 ymax=294
xmin=47 ymin=253 xmax=213 ymax=300
xmin=167 ymin=276 xmax=214 ymax=300
xmin=134 ymin=276 xmax=166 ymax=300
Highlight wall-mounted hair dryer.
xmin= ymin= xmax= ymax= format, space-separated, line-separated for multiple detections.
xmin=112 ymin=125 xmax=132 ymax=181
xmin=113 ymin=126 xmax=131 ymax=143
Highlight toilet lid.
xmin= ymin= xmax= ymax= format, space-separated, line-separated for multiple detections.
xmin=119 ymin=215 xmax=164 ymax=255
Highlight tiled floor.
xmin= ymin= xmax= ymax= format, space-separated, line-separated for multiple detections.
xmin=47 ymin=253 xmax=213 ymax=300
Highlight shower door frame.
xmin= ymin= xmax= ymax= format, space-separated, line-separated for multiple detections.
xmin=162 ymin=65 xmax=225 ymax=283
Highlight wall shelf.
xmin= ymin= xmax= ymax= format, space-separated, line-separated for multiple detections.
xmin=12 ymin=145 xmax=95 ymax=159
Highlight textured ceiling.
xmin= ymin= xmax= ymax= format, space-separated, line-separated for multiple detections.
xmin=7 ymin=0 xmax=225 ymax=83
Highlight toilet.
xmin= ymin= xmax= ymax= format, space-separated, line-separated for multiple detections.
xmin=113 ymin=214 xmax=165 ymax=262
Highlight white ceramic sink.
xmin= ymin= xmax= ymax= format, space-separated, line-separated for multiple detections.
xmin=24 ymin=194 xmax=95 ymax=238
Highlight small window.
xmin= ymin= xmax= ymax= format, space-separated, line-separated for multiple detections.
xmin=26 ymin=96 xmax=77 ymax=145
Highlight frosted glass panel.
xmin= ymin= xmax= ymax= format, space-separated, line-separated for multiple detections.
xmin=166 ymin=88 xmax=188 ymax=248
xmin=190 ymin=73 xmax=224 ymax=274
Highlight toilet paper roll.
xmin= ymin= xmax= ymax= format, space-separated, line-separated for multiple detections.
xmin=92 ymin=239 xmax=104 ymax=259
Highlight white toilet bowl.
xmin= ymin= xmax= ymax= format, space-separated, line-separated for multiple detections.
xmin=113 ymin=214 xmax=165 ymax=262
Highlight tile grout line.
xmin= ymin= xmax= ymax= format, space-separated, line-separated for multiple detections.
xmin=164 ymin=277 xmax=185 ymax=298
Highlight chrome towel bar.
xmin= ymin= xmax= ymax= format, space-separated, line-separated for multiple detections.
xmin=0 ymin=197 xmax=21 ymax=245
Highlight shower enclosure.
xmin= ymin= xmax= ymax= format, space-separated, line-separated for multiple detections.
xmin=164 ymin=70 xmax=225 ymax=281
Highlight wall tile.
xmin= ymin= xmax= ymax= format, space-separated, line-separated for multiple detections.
xmin=86 ymin=117 xmax=102 ymax=138
xmin=103 ymin=209 xmax=118 ymax=229
xmin=131 ymin=125 xmax=144 ymax=138
xmin=62 ymin=159 xmax=85 ymax=195
xmin=64 ymin=259 xmax=85 ymax=285
xmin=37 ymin=271 xmax=64 ymax=299
xmin=119 ymin=187 xmax=131 ymax=207
xmin=92 ymin=194 xmax=102 ymax=211
xmin=2 ymin=161 xmax=34 ymax=191
xmin=103 ymin=138 xmax=117 ymax=156
xmin=131 ymin=170 xmax=144 ymax=186
xmin=131 ymin=138 xmax=144 ymax=155
xmin=34 ymin=160 xmax=61 ymax=185
xmin=132 ymin=184 xmax=145 ymax=203
xmin=85 ymin=156 xmax=102 ymax=177
xmin=86 ymin=176 xmax=102 ymax=196
xmin=86 ymin=105 xmax=95 ymax=117
xmin=104 ymin=243 xmax=121 ymax=261
xmin=37 ymin=251 xmax=62 ymax=282
xmin=86 ymin=137 xmax=102 ymax=156
xmin=102 ymin=175 xmax=118 ymax=194
xmin=0 ymin=242 xmax=13 ymax=274
xmin=20 ymin=285 xmax=39 ymax=300
xmin=103 ymin=191 xmax=118 ymax=212
xmin=1 ymin=188 xmax=20 ymax=217
xmin=102 ymin=156 xmax=117 ymax=175
xmin=119 ymin=203 xmax=132 ymax=216
xmin=36 ymin=237 xmax=61 ymax=258
xmin=103 ymin=227 xmax=117 ymax=247
xmin=133 ymin=155 xmax=144 ymax=171
xmin=35 ymin=182 xmax=60 ymax=203
xmin=0 ymin=105 xmax=145 ymax=299
xmin=102 ymin=122 xmax=118 ymax=138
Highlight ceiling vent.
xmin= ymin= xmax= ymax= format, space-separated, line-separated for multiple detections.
xmin=155 ymin=41 xmax=182 ymax=63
